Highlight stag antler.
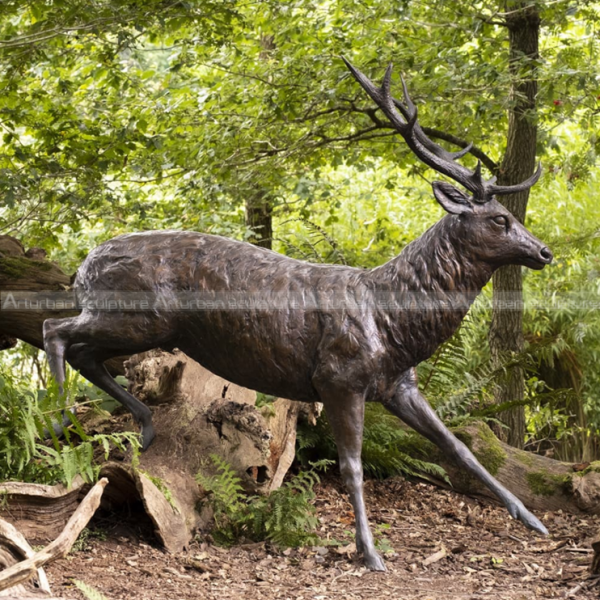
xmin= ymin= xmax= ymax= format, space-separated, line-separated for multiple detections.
xmin=343 ymin=58 xmax=541 ymax=203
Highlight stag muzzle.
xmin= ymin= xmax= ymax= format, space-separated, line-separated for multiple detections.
xmin=516 ymin=223 xmax=553 ymax=270
xmin=525 ymin=245 xmax=553 ymax=270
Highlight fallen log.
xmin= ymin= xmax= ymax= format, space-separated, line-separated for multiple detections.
xmin=417 ymin=421 xmax=600 ymax=516
xmin=0 ymin=235 xmax=124 ymax=374
xmin=0 ymin=478 xmax=107 ymax=596
xmin=0 ymin=235 xmax=75 ymax=351
xmin=0 ymin=478 xmax=86 ymax=543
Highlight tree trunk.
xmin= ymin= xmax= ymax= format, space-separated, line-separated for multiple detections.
xmin=489 ymin=3 xmax=540 ymax=448
xmin=245 ymin=188 xmax=273 ymax=249
xmin=243 ymin=34 xmax=276 ymax=251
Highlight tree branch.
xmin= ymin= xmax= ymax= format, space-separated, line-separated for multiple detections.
xmin=421 ymin=127 xmax=499 ymax=173
xmin=357 ymin=104 xmax=499 ymax=173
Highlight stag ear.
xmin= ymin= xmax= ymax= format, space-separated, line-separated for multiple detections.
xmin=432 ymin=181 xmax=473 ymax=215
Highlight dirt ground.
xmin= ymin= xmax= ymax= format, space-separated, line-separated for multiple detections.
xmin=46 ymin=476 xmax=599 ymax=600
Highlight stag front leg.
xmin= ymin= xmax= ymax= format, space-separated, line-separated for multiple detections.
xmin=384 ymin=369 xmax=548 ymax=536
xmin=321 ymin=393 xmax=385 ymax=571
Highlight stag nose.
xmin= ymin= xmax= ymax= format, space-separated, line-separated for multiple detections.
xmin=539 ymin=247 xmax=553 ymax=264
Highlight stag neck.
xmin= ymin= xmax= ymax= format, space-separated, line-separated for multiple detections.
xmin=369 ymin=216 xmax=493 ymax=297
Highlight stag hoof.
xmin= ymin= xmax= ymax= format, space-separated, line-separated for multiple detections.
xmin=140 ymin=422 xmax=156 ymax=451
xmin=363 ymin=550 xmax=387 ymax=572
xmin=508 ymin=500 xmax=548 ymax=536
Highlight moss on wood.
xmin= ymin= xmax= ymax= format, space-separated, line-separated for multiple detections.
xmin=472 ymin=424 xmax=507 ymax=476
xmin=515 ymin=450 xmax=535 ymax=467
xmin=573 ymin=461 xmax=600 ymax=478
xmin=0 ymin=256 xmax=52 ymax=279
xmin=408 ymin=423 xmax=506 ymax=480
xmin=526 ymin=471 xmax=568 ymax=497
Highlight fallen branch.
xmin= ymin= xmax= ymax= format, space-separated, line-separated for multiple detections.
xmin=0 ymin=517 xmax=50 ymax=594
xmin=0 ymin=477 xmax=108 ymax=592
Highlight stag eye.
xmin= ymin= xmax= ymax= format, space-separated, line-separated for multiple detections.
xmin=492 ymin=215 xmax=508 ymax=228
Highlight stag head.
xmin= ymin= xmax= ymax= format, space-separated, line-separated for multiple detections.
xmin=343 ymin=58 xmax=553 ymax=271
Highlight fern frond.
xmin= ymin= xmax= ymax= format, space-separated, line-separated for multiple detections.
xmin=73 ymin=580 xmax=109 ymax=600
xmin=196 ymin=456 xmax=326 ymax=548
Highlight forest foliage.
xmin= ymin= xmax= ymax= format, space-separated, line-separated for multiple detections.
xmin=0 ymin=0 xmax=599 ymax=479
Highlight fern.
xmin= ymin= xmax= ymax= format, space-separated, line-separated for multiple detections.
xmin=37 ymin=431 xmax=140 ymax=488
xmin=73 ymin=580 xmax=109 ymax=600
xmin=196 ymin=456 xmax=332 ymax=547
xmin=196 ymin=454 xmax=247 ymax=543
xmin=254 ymin=463 xmax=328 ymax=547
xmin=0 ymin=366 xmax=141 ymax=486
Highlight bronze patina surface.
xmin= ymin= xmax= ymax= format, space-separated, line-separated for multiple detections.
xmin=43 ymin=62 xmax=553 ymax=571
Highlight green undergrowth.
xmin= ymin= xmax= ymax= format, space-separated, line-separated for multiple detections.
xmin=0 ymin=368 xmax=141 ymax=487
xmin=196 ymin=454 xmax=334 ymax=547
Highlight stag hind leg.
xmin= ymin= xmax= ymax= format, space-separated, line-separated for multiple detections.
xmin=43 ymin=314 xmax=173 ymax=450
xmin=66 ymin=343 xmax=155 ymax=449
xmin=383 ymin=370 xmax=548 ymax=536
xmin=42 ymin=318 xmax=74 ymax=434
xmin=43 ymin=318 xmax=69 ymax=393
xmin=319 ymin=390 xmax=386 ymax=571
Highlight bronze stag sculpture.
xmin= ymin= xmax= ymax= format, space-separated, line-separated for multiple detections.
xmin=43 ymin=61 xmax=552 ymax=571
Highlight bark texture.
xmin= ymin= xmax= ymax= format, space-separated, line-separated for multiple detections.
xmin=245 ymin=189 xmax=273 ymax=250
xmin=0 ymin=478 xmax=86 ymax=543
xmin=0 ymin=478 xmax=106 ymax=596
xmin=0 ymin=235 xmax=76 ymax=351
xmin=489 ymin=3 xmax=540 ymax=448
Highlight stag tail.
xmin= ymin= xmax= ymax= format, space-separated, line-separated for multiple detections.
xmin=342 ymin=57 xmax=542 ymax=202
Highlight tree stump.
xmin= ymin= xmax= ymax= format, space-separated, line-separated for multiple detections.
xmin=83 ymin=349 xmax=312 ymax=552
xmin=0 ymin=479 xmax=107 ymax=598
